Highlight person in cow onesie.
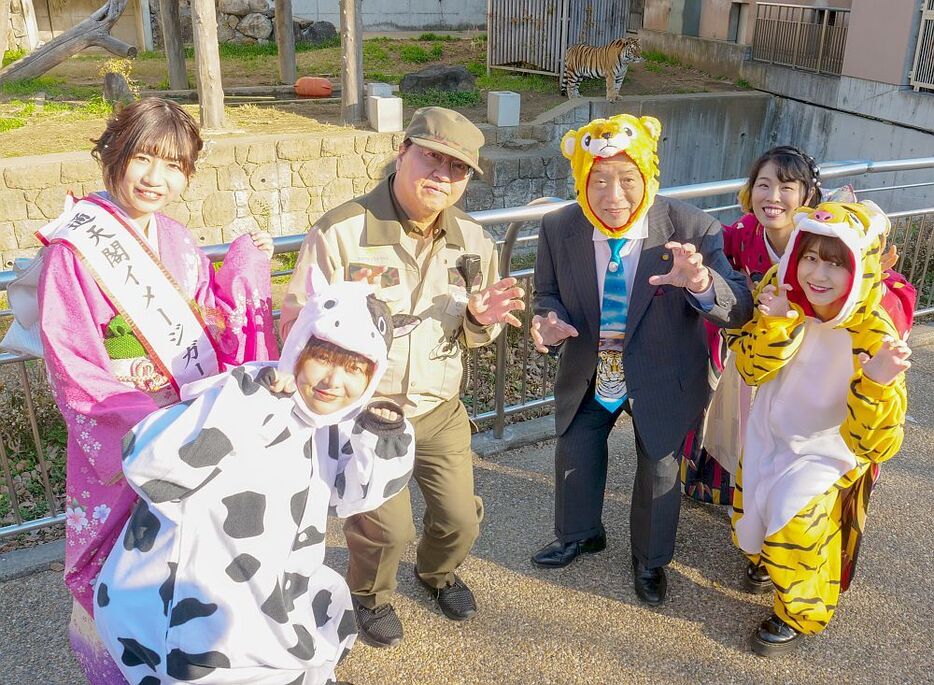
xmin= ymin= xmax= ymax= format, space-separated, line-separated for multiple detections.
xmin=93 ymin=279 xmax=418 ymax=685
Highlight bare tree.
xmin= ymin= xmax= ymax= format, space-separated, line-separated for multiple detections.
xmin=340 ymin=0 xmax=363 ymax=123
xmin=0 ymin=0 xmax=136 ymax=83
xmin=0 ymin=0 xmax=11 ymax=62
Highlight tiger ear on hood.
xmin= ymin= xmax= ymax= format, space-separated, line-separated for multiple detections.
xmin=640 ymin=116 xmax=662 ymax=141
xmin=561 ymin=128 xmax=579 ymax=159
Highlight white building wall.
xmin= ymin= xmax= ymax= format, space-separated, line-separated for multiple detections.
xmin=292 ymin=0 xmax=486 ymax=31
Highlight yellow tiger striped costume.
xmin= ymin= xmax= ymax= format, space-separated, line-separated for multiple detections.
xmin=726 ymin=201 xmax=908 ymax=635
xmin=560 ymin=37 xmax=643 ymax=101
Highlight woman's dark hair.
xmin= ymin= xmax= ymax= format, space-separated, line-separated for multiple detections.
xmin=92 ymin=97 xmax=203 ymax=193
xmin=738 ymin=145 xmax=821 ymax=213
xmin=796 ymin=232 xmax=854 ymax=273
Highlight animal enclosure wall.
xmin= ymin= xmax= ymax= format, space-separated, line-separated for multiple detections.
xmin=487 ymin=0 xmax=629 ymax=77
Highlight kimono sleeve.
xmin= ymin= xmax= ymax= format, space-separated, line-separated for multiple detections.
xmin=329 ymin=402 xmax=416 ymax=518
xmin=38 ymin=243 xmax=160 ymax=484
xmin=725 ymin=267 xmax=805 ymax=387
xmin=199 ymin=234 xmax=278 ymax=367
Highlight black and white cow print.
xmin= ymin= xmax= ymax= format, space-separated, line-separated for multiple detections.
xmin=95 ymin=282 xmax=415 ymax=685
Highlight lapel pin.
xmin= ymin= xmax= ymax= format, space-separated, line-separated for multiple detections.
xmin=661 ymin=254 xmax=670 ymax=261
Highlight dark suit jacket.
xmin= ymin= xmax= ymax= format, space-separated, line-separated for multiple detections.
xmin=533 ymin=197 xmax=753 ymax=459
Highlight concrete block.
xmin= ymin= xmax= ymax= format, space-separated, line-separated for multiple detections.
xmin=487 ymin=91 xmax=520 ymax=128
xmin=366 ymin=82 xmax=394 ymax=98
xmin=366 ymin=96 xmax=403 ymax=133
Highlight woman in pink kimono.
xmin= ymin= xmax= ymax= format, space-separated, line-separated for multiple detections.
xmin=37 ymin=98 xmax=278 ymax=684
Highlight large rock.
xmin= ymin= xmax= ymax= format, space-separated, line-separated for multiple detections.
xmin=400 ymin=65 xmax=476 ymax=94
xmin=293 ymin=19 xmax=337 ymax=46
xmin=103 ymin=73 xmax=134 ymax=106
xmin=218 ymin=0 xmax=268 ymax=17
xmin=238 ymin=12 xmax=273 ymax=40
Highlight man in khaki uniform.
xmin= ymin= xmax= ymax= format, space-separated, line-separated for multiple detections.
xmin=280 ymin=108 xmax=524 ymax=647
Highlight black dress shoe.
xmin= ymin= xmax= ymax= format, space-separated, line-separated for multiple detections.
xmin=530 ymin=533 xmax=607 ymax=568
xmin=351 ymin=596 xmax=403 ymax=648
xmin=744 ymin=561 xmax=773 ymax=594
xmin=632 ymin=555 xmax=667 ymax=606
xmin=415 ymin=568 xmax=478 ymax=621
xmin=751 ymin=614 xmax=802 ymax=656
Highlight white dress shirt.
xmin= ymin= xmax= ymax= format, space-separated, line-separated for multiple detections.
xmin=592 ymin=212 xmax=716 ymax=313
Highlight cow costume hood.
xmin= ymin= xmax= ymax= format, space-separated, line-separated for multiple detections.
xmin=279 ymin=280 xmax=396 ymax=425
xmin=561 ymin=113 xmax=662 ymax=238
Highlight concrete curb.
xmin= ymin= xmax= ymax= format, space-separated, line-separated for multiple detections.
xmin=472 ymin=414 xmax=555 ymax=458
xmin=0 ymin=539 xmax=64 ymax=582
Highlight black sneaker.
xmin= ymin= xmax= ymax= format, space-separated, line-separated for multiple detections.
xmin=415 ymin=568 xmax=478 ymax=621
xmin=351 ymin=596 xmax=403 ymax=648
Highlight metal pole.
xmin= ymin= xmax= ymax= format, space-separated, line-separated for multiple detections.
xmin=493 ymin=197 xmax=562 ymax=439
xmin=815 ymin=8 xmax=829 ymax=74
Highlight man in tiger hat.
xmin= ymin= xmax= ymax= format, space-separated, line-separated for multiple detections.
xmin=529 ymin=113 xmax=753 ymax=606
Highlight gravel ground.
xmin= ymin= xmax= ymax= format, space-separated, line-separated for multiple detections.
xmin=2 ymin=336 xmax=932 ymax=685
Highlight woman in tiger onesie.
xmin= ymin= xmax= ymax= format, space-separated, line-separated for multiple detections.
xmin=727 ymin=200 xmax=910 ymax=656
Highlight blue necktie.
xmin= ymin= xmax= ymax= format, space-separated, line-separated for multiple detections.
xmin=595 ymin=238 xmax=629 ymax=412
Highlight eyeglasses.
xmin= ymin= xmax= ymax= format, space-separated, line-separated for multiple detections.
xmin=412 ymin=144 xmax=474 ymax=181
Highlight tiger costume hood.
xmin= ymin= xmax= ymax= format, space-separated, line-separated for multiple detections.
xmin=778 ymin=200 xmax=889 ymax=328
xmin=561 ymin=113 xmax=662 ymax=238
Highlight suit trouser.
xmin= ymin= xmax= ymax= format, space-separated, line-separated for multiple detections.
xmin=555 ymin=390 xmax=690 ymax=568
xmin=344 ymin=397 xmax=484 ymax=609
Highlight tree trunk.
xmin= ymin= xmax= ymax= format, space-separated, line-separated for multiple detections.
xmin=339 ymin=0 xmax=363 ymax=124
xmin=0 ymin=0 xmax=135 ymax=83
xmin=275 ymin=0 xmax=296 ymax=85
xmin=0 ymin=0 xmax=11 ymax=62
xmin=160 ymin=0 xmax=187 ymax=90
xmin=190 ymin=0 xmax=225 ymax=129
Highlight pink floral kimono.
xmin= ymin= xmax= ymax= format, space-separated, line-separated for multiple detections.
xmin=37 ymin=193 xmax=277 ymax=683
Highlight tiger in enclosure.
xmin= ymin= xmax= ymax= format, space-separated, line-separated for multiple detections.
xmin=560 ymin=36 xmax=643 ymax=101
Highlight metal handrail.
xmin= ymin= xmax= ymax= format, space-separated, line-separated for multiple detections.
xmin=1 ymin=156 xmax=933 ymax=538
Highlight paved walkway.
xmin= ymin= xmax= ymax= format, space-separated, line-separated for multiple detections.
xmin=2 ymin=333 xmax=933 ymax=685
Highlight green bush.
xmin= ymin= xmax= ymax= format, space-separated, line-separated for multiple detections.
xmin=0 ymin=116 xmax=26 ymax=132
xmin=401 ymin=88 xmax=481 ymax=108
xmin=418 ymin=32 xmax=457 ymax=41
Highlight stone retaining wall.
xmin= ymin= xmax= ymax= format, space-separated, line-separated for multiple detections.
xmin=0 ymin=127 xmax=574 ymax=268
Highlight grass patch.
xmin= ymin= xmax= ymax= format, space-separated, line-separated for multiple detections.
xmin=418 ymin=32 xmax=458 ymax=41
xmin=0 ymin=76 xmax=100 ymax=99
xmin=400 ymin=44 xmax=444 ymax=64
xmin=0 ymin=116 xmax=26 ymax=132
xmin=365 ymin=71 xmax=401 ymax=85
xmin=734 ymin=78 xmax=752 ymax=89
xmin=401 ymin=88 xmax=481 ymax=108
xmin=643 ymin=50 xmax=681 ymax=66
xmin=2 ymin=47 xmax=27 ymax=67
xmin=644 ymin=61 xmax=665 ymax=74
xmin=363 ymin=42 xmax=390 ymax=63
xmin=476 ymin=68 xmax=556 ymax=94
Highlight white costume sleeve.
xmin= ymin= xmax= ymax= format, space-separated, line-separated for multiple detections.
xmin=329 ymin=400 xmax=415 ymax=518
xmin=122 ymin=367 xmax=269 ymax=505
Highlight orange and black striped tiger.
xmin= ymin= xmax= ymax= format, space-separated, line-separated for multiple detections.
xmin=560 ymin=37 xmax=643 ymax=101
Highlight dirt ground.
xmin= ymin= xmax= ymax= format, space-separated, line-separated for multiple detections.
xmin=0 ymin=36 xmax=743 ymax=158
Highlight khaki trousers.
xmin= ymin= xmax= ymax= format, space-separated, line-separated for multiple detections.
xmin=344 ymin=397 xmax=484 ymax=608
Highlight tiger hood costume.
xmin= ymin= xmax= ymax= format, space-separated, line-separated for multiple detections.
xmin=727 ymin=200 xmax=908 ymax=636
xmin=561 ymin=113 xmax=661 ymax=238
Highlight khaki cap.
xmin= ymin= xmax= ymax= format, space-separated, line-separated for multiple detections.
xmin=404 ymin=107 xmax=485 ymax=176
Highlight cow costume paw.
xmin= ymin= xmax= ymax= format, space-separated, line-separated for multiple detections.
xmin=353 ymin=400 xmax=411 ymax=459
